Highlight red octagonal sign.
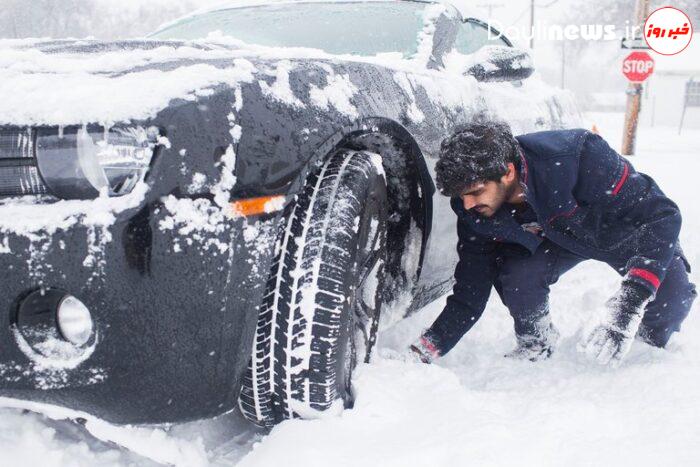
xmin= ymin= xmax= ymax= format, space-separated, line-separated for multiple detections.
xmin=622 ymin=51 xmax=655 ymax=82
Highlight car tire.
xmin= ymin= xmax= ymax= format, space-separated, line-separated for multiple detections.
xmin=238 ymin=149 xmax=388 ymax=427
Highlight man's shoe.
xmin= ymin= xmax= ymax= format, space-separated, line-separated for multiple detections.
xmin=505 ymin=323 xmax=560 ymax=362
xmin=504 ymin=341 xmax=554 ymax=361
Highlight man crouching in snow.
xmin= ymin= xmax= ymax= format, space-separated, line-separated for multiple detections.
xmin=410 ymin=120 xmax=696 ymax=367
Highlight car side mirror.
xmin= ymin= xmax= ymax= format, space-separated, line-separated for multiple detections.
xmin=465 ymin=45 xmax=534 ymax=82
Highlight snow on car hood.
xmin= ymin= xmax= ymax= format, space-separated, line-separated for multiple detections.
xmin=0 ymin=39 xmax=257 ymax=126
xmin=0 ymin=31 xmax=453 ymax=127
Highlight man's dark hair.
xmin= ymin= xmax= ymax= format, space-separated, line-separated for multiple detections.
xmin=435 ymin=120 xmax=519 ymax=198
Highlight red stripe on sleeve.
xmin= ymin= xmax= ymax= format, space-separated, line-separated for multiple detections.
xmin=612 ymin=162 xmax=629 ymax=195
xmin=628 ymin=268 xmax=661 ymax=289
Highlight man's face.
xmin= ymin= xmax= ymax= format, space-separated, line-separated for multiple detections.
xmin=460 ymin=180 xmax=508 ymax=217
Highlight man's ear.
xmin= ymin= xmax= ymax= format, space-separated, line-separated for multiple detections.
xmin=502 ymin=162 xmax=516 ymax=184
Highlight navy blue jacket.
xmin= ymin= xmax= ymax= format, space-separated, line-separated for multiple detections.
xmin=427 ymin=129 xmax=683 ymax=354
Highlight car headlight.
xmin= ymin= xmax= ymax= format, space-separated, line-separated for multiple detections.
xmin=36 ymin=125 xmax=159 ymax=199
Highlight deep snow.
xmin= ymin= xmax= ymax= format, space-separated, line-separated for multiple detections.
xmin=1 ymin=113 xmax=699 ymax=466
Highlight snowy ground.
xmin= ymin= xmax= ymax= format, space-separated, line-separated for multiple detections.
xmin=1 ymin=112 xmax=699 ymax=466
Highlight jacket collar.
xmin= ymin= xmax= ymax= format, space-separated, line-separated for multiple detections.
xmin=450 ymin=196 xmax=543 ymax=254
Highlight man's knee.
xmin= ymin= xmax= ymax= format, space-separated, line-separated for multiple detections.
xmin=496 ymin=264 xmax=551 ymax=338
xmin=497 ymin=265 xmax=549 ymax=312
xmin=497 ymin=250 xmax=552 ymax=295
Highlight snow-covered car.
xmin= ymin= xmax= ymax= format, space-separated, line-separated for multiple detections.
xmin=0 ymin=0 xmax=580 ymax=428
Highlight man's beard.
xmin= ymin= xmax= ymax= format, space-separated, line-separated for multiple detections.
xmin=473 ymin=183 xmax=510 ymax=217
xmin=473 ymin=205 xmax=496 ymax=217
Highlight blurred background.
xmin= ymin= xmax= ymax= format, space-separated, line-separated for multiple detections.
xmin=0 ymin=0 xmax=698 ymax=129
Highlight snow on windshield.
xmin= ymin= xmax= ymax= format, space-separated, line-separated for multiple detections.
xmin=150 ymin=1 xmax=430 ymax=57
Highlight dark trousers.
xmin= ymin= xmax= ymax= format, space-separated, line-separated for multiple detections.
xmin=494 ymin=239 xmax=697 ymax=347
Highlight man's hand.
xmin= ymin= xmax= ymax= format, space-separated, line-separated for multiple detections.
xmin=409 ymin=335 xmax=440 ymax=364
xmin=578 ymin=281 xmax=653 ymax=367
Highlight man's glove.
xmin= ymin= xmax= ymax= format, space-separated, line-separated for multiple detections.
xmin=409 ymin=335 xmax=440 ymax=364
xmin=578 ymin=281 xmax=653 ymax=367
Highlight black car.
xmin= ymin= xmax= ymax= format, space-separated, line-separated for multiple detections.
xmin=0 ymin=0 xmax=579 ymax=428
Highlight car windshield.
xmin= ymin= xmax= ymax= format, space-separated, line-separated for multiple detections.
xmin=150 ymin=2 xmax=433 ymax=57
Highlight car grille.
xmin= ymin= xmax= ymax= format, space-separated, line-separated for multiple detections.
xmin=0 ymin=127 xmax=49 ymax=196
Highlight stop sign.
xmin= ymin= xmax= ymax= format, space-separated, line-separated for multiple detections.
xmin=622 ymin=51 xmax=655 ymax=82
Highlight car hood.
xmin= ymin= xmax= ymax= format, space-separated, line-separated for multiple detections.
xmin=0 ymin=38 xmax=268 ymax=126
xmin=0 ymin=37 xmax=437 ymax=127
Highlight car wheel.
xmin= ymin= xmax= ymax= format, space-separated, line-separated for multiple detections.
xmin=238 ymin=149 xmax=388 ymax=427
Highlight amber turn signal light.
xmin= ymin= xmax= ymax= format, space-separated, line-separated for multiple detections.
xmin=230 ymin=195 xmax=285 ymax=217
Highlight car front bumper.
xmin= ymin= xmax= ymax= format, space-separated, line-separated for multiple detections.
xmin=0 ymin=197 xmax=280 ymax=425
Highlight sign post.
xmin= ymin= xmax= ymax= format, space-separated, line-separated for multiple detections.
xmin=621 ymin=51 xmax=655 ymax=155
xmin=621 ymin=0 xmax=651 ymax=156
